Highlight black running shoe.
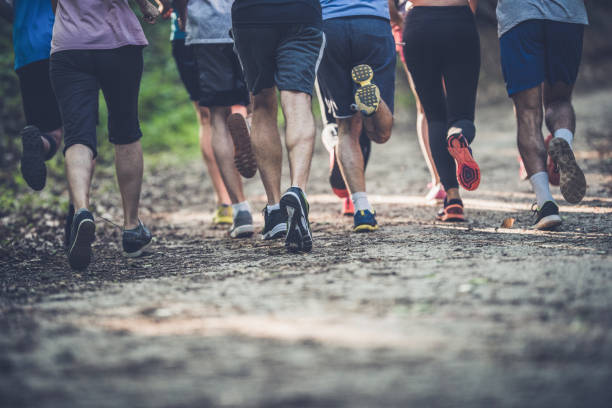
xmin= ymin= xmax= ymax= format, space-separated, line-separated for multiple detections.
xmin=122 ymin=220 xmax=153 ymax=257
xmin=532 ymin=201 xmax=562 ymax=230
xmin=20 ymin=126 xmax=47 ymax=191
xmin=67 ymin=209 xmax=96 ymax=270
xmin=280 ymin=187 xmax=313 ymax=253
xmin=261 ymin=207 xmax=287 ymax=240
xmin=64 ymin=203 xmax=75 ymax=249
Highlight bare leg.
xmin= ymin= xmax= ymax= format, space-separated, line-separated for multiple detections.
xmin=362 ymin=99 xmax=393 ymax=144
xmin=65 ymin=144 xmax=95 ymax=210
xmin=512 ymin=85 xmax=546 ymax=177
xmin=210 ymin=106 xmax=246 ymax=204
xmin=337 ymin=115 xmax=366 ymax=194
xmin=252 ymin=88 xmax=282 ymax=205
xmin=41 ymin=127 xmax=63 ymax=155
xmin=543 ymin=82 xmax=576 ymax=134
xmin=194 ymin=102 xmax=231 ymax=205
xmin=404 ymin=64 xmax=439 ymax=185
xmin=115 ymin=141 xmax=143 ymax=229
xmin=280 ymin=90 xmax=316 ymax=189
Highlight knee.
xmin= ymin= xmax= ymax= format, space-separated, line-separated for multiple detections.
xmin=253 ymin=88 xmax=277 ymax=112
xmin=198 ymin=106 xmax=211 ymax=125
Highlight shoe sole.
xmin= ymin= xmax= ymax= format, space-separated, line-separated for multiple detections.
xmin=548 ymin=138 xmax=586 ymax=204
xmin=68 ymin=219 xmax=95 ymax=270
xmin=123 ymin=240 xmax=152 ymax=258
xmin=280 ymin=192 xmax=313 ymax=253
xmin=230 ymin=224 xmax=255 ymax=239
xmin=352 ymin=65 xmax=381 ymax=119
xmin=436 ymin=215 xmax=466 ymax=222
xmin=213 ymin=217 xmax=233 ymax=225
xmin=447 ymin=134 xmax=480 ymax=191
xmin=20 ymin=126 xmax=46 ymax=191
xmin=353 ymin=224 xmax=379 ymax=233
xmin=227 ymin=113 xmax=257 ymax=179
xmin=533 ymin=214 xmax=562 ymax=230
xmin=544 ymin=134 xmax=560 ymax=186
xmin=261 ymin=223 xmax=287 ymax=240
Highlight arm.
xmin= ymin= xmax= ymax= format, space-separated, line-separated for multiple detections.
xmin=51 ymin=0 xmax=57 ymax=13
xmin=131 ymin=0 xmax=160 ymax=24
xmin=174 ymin=0 xmax=187 ymax=30
xmin=469 ymin=0 xmax=478 ymax=14
xmin=0 ymin=1 xmax=12 ymax=23
xmin=388 ymin=0 xmax=403 ymax=29
xmin=153 ymin=0 xmax=172 ymax=19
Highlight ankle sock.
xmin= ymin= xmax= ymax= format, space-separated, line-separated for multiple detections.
xmin=553 ymin=128 xmax=573 ymax=149
xmin=351 ymin=192 xmax=373 ymax=212
xmin=232 ymin=201 xmax=250 ymax=215
xmin=266 ymin=203 xmax=280 ymax=215
xmin=529 ymin=172 xmax=555 ymax=208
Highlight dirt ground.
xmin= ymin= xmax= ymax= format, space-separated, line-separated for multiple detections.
xmin=1 ymin=87 xmax=611 ymax=407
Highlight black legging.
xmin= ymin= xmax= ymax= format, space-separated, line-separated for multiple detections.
xmin=403 ymin=6 xmax=480 ymax=190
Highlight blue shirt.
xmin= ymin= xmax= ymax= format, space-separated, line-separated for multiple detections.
xmin=320 ymin=0 xmax=389 ymax=21
xmin=12 ymin=0 xmax=55 ymax=70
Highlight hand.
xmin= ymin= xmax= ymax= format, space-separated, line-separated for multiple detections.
xmin=137 ymin=0 xmax=160 ymax=24
xmin=158 ymin=0 xmax=172 ymax=19
xmin=178 ymin=16 xmax=186 ymax=31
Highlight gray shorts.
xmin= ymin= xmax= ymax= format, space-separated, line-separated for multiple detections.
xmin=192 ymin=43 xmax=249 ymax=107
xmin=232 ymin=24 xmax=325 ymax=96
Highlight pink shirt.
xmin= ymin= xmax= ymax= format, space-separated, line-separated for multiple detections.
xmin=51 ymin=0 xmax=148 ymax=54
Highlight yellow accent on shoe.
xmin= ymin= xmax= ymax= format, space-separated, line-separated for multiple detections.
xmin=213 ymin=205 xmax=233 ymax=225
xmin=352 ymin=64 xmax=380 ymax=116
xmin=353 ymin=223 xmax=379 ymax=233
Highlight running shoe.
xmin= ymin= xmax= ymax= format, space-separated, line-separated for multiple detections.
xmin=321 ymin=123 xmax=338 ymax=153
xmin=230 ymin=210 xmax=254 ymax=238
xmin=261 ymin=206 xmax=288 ymax=240
xmin=123 ymin=220 xmax=153 ymax=257
xmin=548 ymin=137 xmax=586 ymax=204
xmin=227 ymin=113 xmax=257 ymax=178
xmin=517 ymin=134 xmax=560 ymax=185
xmin=544 ymin=134 xmax=560 ymax=186
xmin=353 ymin=209 xmax=378 ymax=232
xmin=64 ymin=203 xmax=75 ymax=249
xmin=532 ymin=201 xmax=562 ymax=230
xmin=213 ymin=204 xmax=233 ymax=225
xmin=447 ymin=132 xmax=480 ymax=191
xmin=425 ymin=183 xmax=446 ymax=205
xmin=67 ymin=208 xmax=96 ymax=270
xmin=342 ymin=197 xmax=355 ymax=216
xmin=436 ymin=198 xmax=465 ymax=222
xmin=280 ymin=187 xmax=313 ymax=253
xmin=20 ymin=126 xmax=47 ymax=191
xmin=352 ymin=64 xmax=381 ymax=117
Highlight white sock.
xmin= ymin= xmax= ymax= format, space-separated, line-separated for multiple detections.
xmin=351 ymin=192 xmax=373 ymax=212
xmin=232 ymin=201 xmax=250 ymax=215
xmin=266 ymin=203 xmax=280 ymax=215
xmin=553 ymin=128 xmax=573 ymax=149
xmin=529 ymin=172 xmax=555 ymax=208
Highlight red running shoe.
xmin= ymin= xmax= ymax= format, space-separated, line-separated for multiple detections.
xmin=342 ymin=197 xmax=355 ymax=216
xmin=447 ymin=132 xmax=480 ymax=191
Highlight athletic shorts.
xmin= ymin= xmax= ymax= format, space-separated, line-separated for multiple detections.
xmin=500 ymin=19 xmax=584 ymax=96
xmin=232 ymin=24 xmax=325 ymax=96
xmin=50 ymin=45 xmax=144 ymax=159
xmin=15 ymin=58 xmax=63 ymax=133
xmin=171 ymin=39 xmax=200 ymax=102
xmin=192 ymin=43 xmax=250 ymax=107
xmin=317 ymin=16 xmax=396 ymax=118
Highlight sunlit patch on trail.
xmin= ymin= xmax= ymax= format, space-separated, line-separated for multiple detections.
xmin=93 ymin=313 xmax=444 ymax=350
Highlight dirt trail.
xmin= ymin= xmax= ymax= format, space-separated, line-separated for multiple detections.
xmin=1 ymin=90 xmax=611 ymax=408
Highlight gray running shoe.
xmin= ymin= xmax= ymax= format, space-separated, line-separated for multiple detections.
xmin=123 ymin=220 xmax=152 ymax=257
xmin=230 ymin=210 xmax=254 ymax=238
